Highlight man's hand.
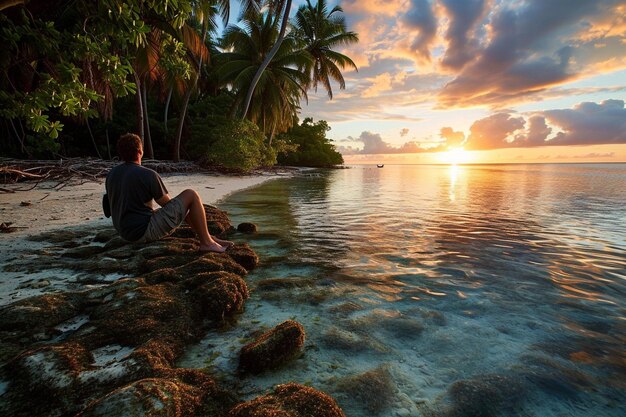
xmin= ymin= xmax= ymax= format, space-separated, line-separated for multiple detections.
xmin=155 ymin=193 xmax=172 ymax=207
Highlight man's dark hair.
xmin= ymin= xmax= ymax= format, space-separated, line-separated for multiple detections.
xmin=117 ymin=133 xmax=143 ymax=162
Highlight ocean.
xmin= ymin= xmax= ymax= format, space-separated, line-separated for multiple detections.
xmin=180 ymin=164 xmax=626 ymax=416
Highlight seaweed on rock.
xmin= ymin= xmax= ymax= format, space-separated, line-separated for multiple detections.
xmin=238 ymin=320 xmax=306 ymax=374
xmin=229 ymin=383 xmax=345 ymax=417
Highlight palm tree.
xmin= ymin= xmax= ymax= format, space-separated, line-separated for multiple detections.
xmin=218 ymin=13 xmax=311 ymax=137
xmin=240 ymin=0 xmax=293 ymax=119
xmin=172 ymin=0 xmax=219 ymax=162
xmin=294 ymin=0 xmax=358 ymax=99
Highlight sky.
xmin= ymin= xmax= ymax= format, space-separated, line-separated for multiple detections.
xmin=290 ymin=0 xmax=626 ymax=164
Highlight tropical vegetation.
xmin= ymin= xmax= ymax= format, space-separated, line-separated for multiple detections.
xmin=0 ymin=0 xmax=357 ymax=170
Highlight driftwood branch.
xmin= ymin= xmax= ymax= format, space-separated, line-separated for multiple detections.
xmin=0 ymin=158 xmax=207 ymax=192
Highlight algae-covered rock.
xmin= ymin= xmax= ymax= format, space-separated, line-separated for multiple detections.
xmin=230 ymin=383 xmax=345 ymax=417
xmin=204 ymin=204 xmax=234 ymax=236
xmin=9 ymin=342 xmax=93 ymax=398
xmin=0 ymin=293 xmax=83 ymax=332
xmin=78 ymin=378 xmax=210 ymax=417
xmin=190 ymin=272 xmax=249 ymax=320
xmin=434 ymin=374 xmax=526 ymax=417
xmin=238 ymin=320 xmax=305 ymax=374
xmin=227 ymin=243 xmax=259 ymax=271
xmin=237 ymin=222 xmax=258 ymax=234
xmin=177 ymin=256 xmax=248 ymax=277
xmin=335 ymin=365 xmax=397 ymax=414
xmin=86 ymin=284 xmax=196 ymax=347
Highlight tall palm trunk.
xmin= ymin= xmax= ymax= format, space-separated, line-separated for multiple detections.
xmin=133 ymin=71 xmax=145 ymax=144
xmin=86 ymin=118 xmax=102 ymax=159
xmin=164 ymin=87 xmax=173 ymax=137
xmin=240 ymin=0 xmax=292 ymax=119
xmin=141 ymin=80 xmax=154 ymax=159
xmin=173 ymin=24 xmax=208 ymax=162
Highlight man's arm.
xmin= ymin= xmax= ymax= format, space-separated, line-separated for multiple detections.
xmin=155 ymin=193 xmax=171 ymax=207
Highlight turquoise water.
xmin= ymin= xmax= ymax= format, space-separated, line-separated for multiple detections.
xmin=181 ymin=164 xmax=626 ymax=416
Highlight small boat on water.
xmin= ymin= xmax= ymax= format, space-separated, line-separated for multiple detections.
xmin=377 ymin=164 xmax=384 ymax=168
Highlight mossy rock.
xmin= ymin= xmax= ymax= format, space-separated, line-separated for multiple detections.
xmin=230 ymin=383 xmax=345 ymax=417
xmin=227 ymin=243 xmax=259 ymax=271
xmin=6 ymin=342 xmax=94 ymax=416
xmin=85 ymin=284 xmax=196 ymax=347
xmin=191 ymin=272 xmax=249 ymax=321
xmin=238 ymin=320 xmax=305 ymax=374
xmin=78 ymin=378 xmax=210 ymax=417
xmin=204 ymin=204 xmax=232 ymax=236
xmin=0 ymin=293 xmax=84 ymax=332
xmin=335 ymin=365 xmax=397 ymax=414
xmin=237 ymin=222 xmax=258 ymax=234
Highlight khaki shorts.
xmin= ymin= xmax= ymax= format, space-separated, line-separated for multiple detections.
xmin=139 ymin=196 xmax=187 ymax=243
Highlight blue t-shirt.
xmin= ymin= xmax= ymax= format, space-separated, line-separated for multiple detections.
xmin=105 ymin=163 xmax=168 ymax=241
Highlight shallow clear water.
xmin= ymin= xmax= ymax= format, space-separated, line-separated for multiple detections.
xmin=180 ymin=164 xmax=626 ymax=416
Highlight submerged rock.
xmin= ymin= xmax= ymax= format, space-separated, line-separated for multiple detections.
xmin=335 ymin=365 xmax=397 ymax=414
xmin=435 ymin=374 xmax=526 ymax=417
xmin=230 ymin=383 xmax=345 ymax=417
xmin=237 ymin=222 xmax=258 ymax=234
xmin=238 ymin=320 xmax=306 ymax=374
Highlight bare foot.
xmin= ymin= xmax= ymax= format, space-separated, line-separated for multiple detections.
xmin=199 ymin=241 xmax=226 ymax=253
xmin=214 ymin=237 xmax=234 ymax=247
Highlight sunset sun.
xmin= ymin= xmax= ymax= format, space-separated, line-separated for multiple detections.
xmin=441 ymin=147 xmax=472 ymax=165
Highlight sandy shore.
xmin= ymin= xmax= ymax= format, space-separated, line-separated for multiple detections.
xmin=0 ymin=171 xmax=291 ymax=238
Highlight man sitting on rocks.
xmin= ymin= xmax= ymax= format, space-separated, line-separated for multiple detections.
xmin=105 ymin=133 xmax=232 ymax=253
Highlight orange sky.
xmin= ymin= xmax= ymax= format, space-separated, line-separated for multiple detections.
xmin=297 ymin=0 xmax=626 ymax=164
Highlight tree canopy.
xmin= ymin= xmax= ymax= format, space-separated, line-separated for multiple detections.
xmin=0 ymin=0 xmax=356 ymax=169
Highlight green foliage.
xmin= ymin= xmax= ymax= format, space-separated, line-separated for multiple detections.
xmin=188 ymin=115 xmax=274 ymax=172
xmin=277 ymin=117 xmax=343 ymax=167
xmin=0 ymin=0 xmax=359 ymax=167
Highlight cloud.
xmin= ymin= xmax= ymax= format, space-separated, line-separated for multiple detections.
xmin=402 ymin=0 xmax=438 ymax=62
xmin=573 ymin=152 xmax=615 ymax=158
xmin=513 ymin=115 xmax=552 ymax=147
xmin=437 ymin=0 xmax=626 ymax=107
xmin=440 ymin=0 xmax=487 ymax=70
xmin=400 ymin=128 xmax=410 ymax=137
xmin=336 ymin=100 xmax=626 ymax=156
xmin=467 ymin=99 xmax=626 ymax=149
xmin=337 ymin=131 xmax=435 ymax=155
xmin=439 ymin=127 xmax=465 ymax=147
xmin=362 ymin=73 xmax=394 ymax=97
xmin=542 ymin=99 xmax=626 ymax=146
xmin=466 ymin=113 xmax=526 ymax=150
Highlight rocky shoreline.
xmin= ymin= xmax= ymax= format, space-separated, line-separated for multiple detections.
xmin=0 ymin=205 xmax=346 ymax=417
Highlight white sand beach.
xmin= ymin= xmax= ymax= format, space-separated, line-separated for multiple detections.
xmin=0 ymin=171 xmax=291 ymax=238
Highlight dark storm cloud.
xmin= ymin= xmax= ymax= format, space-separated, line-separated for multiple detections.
xmin=402 ymin=0 xmax=437 ymax=62
xmin=438 ymin=0 xmax=619 ymax=107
